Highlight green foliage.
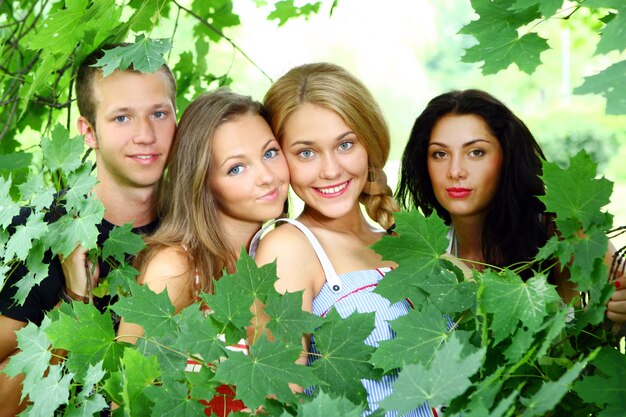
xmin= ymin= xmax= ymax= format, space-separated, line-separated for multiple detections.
xmin=461 ymin=0 xmax=626 ymax=114
xmin=0 ymin=144 xmax=624 ymax=415
xmin=1 ymin=1 xmax=625 ymax=416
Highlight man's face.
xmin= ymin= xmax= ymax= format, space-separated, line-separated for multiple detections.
xmin=79 ymin=69 xmax=176 ymax=190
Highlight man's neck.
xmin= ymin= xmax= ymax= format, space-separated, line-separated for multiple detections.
xmin=92 ymin=182 xmax=158 ymax=227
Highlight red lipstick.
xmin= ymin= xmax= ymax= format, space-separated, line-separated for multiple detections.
xmin=446 ymin=187 xmax=471 ymax=198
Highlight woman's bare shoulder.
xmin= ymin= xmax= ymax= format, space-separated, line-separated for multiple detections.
xmin=255 ymin=223 xmax=317 ymax=265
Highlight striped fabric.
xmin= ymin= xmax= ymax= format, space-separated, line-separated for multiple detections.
xmin=309 ymin=267 xmax=434 ymax=417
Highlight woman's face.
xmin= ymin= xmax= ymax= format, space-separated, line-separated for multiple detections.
xmin=427 ymin=113 xmax=503 ymax=223
xmin=281 ymin=103 xmax=369 ymax=220
xmin=210 ymin=113 xmax=290 ymax=224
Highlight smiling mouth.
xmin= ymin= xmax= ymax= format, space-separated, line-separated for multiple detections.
xmin=315 ymin=180 xmax=350 ymax=196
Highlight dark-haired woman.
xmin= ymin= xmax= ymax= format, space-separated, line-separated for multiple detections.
xmin=397 ymin=89 xmax=625 ymax=323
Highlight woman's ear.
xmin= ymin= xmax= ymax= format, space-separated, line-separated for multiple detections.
xmin=78 ymin=116 xmax=98 ymax=150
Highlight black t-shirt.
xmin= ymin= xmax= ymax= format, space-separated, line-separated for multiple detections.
xmin=0 ymin=206 xmax=159 ymax=325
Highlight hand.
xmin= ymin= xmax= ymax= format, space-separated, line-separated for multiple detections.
xmin=59 ymin=245 xmax=100 ymax=302
xmin=606 ymin=276 xmax=626 ymax=325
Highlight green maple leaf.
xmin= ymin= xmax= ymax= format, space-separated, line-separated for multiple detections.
xmin=510 ymin=0 xmax=563 ymax=17
xmin=574 ymin=60 xmax=626 ymax=115
xmin=370 ymin=304 xmax=459 ymax=373
xmin=101 ymin=223 xmax=146 ymax=263
xmin=145 ymin=379 xmax=207 ymax=417
xmin=119 ymin=347 xmax=161 ymax=415
xmin=65 ymin=395 xmax=109 ymax=417
xmin=504 ymin=327 xmax=535 ymax=363
xmin=191 ymin=0 xmax=241 ymax=42
xmin=116 ymin=283 xmax=177 ymax=334
xmin=462 ymin=29 xmax=549 ymax=75
xmin=64 ymin=164 xmax=98 ymax=214
xmin=136 ymin=332 xmax=187 ymax=383
xmin=47 ymin=302 xmax=123 ymax=378
xmin=573 ymin=347 xmax=626 ymax=415
xmin=460 ymin=0 xmax=527 ymax=36
xmin=463 ymin=368 xmax=510 ymax=416
xmin=372 ymin=210 xmax=450 ymax=303
xmin=540 ymin=151 xmax=613 ymax=230
xmin=520 ymin=360 xmax=587 ymax=417
xmin=215 ymin=335 xmax=317 ymax=410
xmin=200 ymin=251 xmax=276 ymax=329
xmin=570 ymin=227 xmax=608 ymax=282
xmin=173 ymin=304 xmax=230 ymax=365
xmin=17 ymin=174 xmax=55 ymax=212
xmin=534 ymin=306 xmax=569 ymax=359
xmin=264 ymin=290 xmax=325 ymax=346
xmin=0 ymin=176 xmax=21 ymax=228
xmin=64 ymin=362 xmax=109 ymax=417
xmin=94 ymin=35 xmax=171 ymax=77
xmin=25 ymin=364 xmax=74 ymax=417
xmin=41 ymin=123 xmax=84 ymax=175
xmin=0 ymin=152 xmax=32 ymax=178
xmin=576 ymin=271 xmax=614 ymax=328
xmin=103 ymin=262 xmax=140 ymax=297
xmin=584 ymin=0 xmax=626 ymax=54
xmin=417 ymin=268 xmax=478 ymax=314
xmin=268 ymin=0 xmax=322 ymax=26
xmin=113 ymin=280 xmax=177 ymax=339
xmin=3 ymin=319 xmax=52 ymax=398
xmin=20 ymin=54 xmax=67 ymax=108
xmin=380 ymin=334 xmax=485 ymax=416
xmin=4 ymin=211 xmax=47 ymax=261
xmin=27 ymin=0 xmax=88 ymax=55
xmin=48 ymin=197 xmax=105 ymax=257
xmin=186 ymin=365 xmax=221 ymax=403
xmin=77 ymin=361 xmax=106 ymax=402
xmin=128 ymin=0 xmax=171 ymax=32
xmin=292 ymin=390 xmax=364 ymax=417
xmin=13 ymin=240 xmax=49 ymax=305
xmin=480 ymin=270 xmax=560 ymax=344
xmin=309 ymin=309 xmax=379 ymax=405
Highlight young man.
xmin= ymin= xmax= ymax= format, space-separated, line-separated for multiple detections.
xmin=0 ymin=45 xmax=177 ymax=416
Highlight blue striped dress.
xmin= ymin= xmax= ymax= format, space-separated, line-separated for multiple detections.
xmin=250 ymin=219 xmax=434 ymax=417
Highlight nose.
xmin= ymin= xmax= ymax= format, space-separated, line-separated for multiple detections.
xmin=448 ymin=154 xmax=467 ymax=180
xmin=133 ymin=117 xmax=157 ymax=145
xmin=257 ymin=162 xmax=276 ymax=186
xmin=320 ymin=153 xmax=341 ymax=180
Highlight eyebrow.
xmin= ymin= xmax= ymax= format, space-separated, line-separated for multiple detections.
xmin=289 ymin=131 xmax=354 ymax=148
xmin=220 ymin=138 xmax=276 ymax=168
xmin=428 ymin=139 xmax=492 ymax=148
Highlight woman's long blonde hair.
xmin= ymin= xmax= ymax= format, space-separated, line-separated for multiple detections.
xmin=263 ymin=62 xmax=398 ymax=229
xmin=135 ymin=88 xmax=264 ymax=296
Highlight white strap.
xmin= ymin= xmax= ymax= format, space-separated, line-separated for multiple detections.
xmin=250 ymin=218 xmax=343 ymax=293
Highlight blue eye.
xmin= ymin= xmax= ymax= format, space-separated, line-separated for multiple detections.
xmin=115 ymin=115 xmax=128 ymax=123
xmin=264 ymin=148 xmax=278 ymax=159
xmin=298 ymin=149 xmax=314 ymax=159
xmin=153 ymin=111 xmax=166 ymax=119
xmin=228 ymin=165 xmax=244 ymax=175
xmin=338 ymin=141 xmax=353 ymax=151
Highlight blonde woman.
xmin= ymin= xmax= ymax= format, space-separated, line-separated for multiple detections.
xmin=252 ymin=63 xmax=434 ymax=416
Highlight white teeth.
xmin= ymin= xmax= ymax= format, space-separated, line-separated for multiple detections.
xmin=135 ymin=155 xmax=152 ymax=160
xmin=318 ymin=182 xmax=347 ymax=194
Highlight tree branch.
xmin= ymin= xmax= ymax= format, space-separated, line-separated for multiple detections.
xmin=172 ymin=0 xmax=273 ymax=83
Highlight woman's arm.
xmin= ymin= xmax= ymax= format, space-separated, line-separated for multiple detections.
xmin=254 ymin=225 xmax=323 ymax=371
